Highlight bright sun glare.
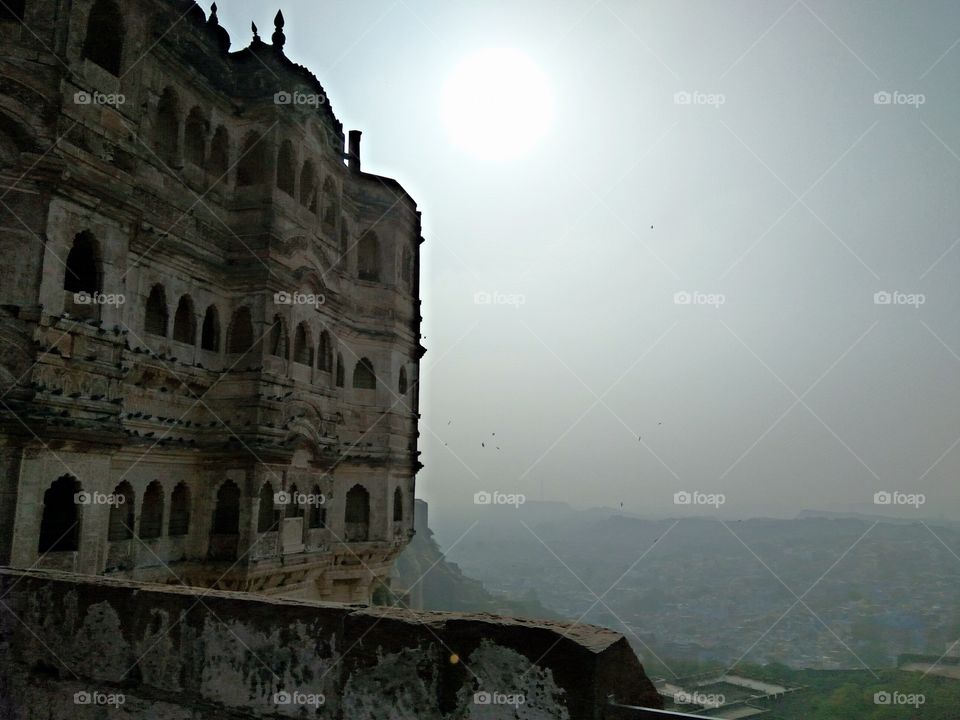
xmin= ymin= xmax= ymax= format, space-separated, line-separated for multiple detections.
xmin=441 ymin=48 xmax=554 ymax=161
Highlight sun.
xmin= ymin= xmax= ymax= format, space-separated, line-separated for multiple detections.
xmin=440 ymin=48 xmax=554 ymax=161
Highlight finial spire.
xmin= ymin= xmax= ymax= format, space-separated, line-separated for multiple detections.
xmin=272 ymin=9 xmax=286 ymax=50
xmin=251 ymin=21 xmax=259 ymax=40
xmin=208 ymin=2 xmax=219 ymax=27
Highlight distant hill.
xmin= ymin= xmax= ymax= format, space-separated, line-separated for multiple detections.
xmin=390 ymin=500 xmax=558 ymax=619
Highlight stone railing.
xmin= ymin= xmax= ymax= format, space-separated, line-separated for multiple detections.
xmin=0 ymin=567 xmax=661 ymax=719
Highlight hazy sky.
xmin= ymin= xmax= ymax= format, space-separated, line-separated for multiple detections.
xmin=216 ymin=0 xmax=960 ymax=520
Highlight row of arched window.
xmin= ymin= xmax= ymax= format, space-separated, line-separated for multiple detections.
xmin=38 ymin=476 xmax=190 ymax=552
xmin=154 ymin=85 xmax=341 ymax=226
xmin=37 ymin=475 xmax=403 ymax=555
xmin=61 ymin=232 xmax=412 ymax=393
xmin=140 ymin=284 xmax=400 ymax=391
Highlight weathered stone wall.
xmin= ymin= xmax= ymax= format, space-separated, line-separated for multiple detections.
xmin=0 ymin=568 xmax=661 ymax=719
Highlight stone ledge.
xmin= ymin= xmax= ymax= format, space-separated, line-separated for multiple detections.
xmin=0 ymin=567 xmax=661 ymax=719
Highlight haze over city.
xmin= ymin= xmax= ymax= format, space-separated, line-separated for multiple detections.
xmin=215 ymin=0 xmax=960 ymax=520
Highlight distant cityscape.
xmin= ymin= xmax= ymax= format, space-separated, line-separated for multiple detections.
xmin=419 ymin=503 xmax=960 ymax=672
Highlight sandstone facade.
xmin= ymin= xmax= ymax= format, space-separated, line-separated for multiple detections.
xmin=0 ymin=0 xmax=423 ymax=602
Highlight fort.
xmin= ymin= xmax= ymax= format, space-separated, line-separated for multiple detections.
xmin=0 ymin=0 xmax=422 ymax=603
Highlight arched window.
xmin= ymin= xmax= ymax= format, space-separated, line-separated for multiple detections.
xmin=268 ymin=315 xmax=287 ymax=358
xmin=108 ymin=482 xmax=135 ymax=541
xmin=393 ymin=487 xmax=403 ymax=522
xmin=399 ymin=366 xmax=408 ymax=395
xmin=208 ymin=126 xmax=229 ymax=178
xmin=226 ymin=307 xmax=254 ymax=354
xmin=308 ymin=484 xmax=326 ymax=528
xmin=321 ymin=177 xmax=339 ymax=230
xmin=144 ymin=284 xmax=168 ymax=336
xmin=257 ymin=482 xmax=276 ymax=532
xmin=344 ymin=484 xmax=370 ymax=542
xmin=353 ymin=357 xmax=376 ymax=390
xmin=184 ymin=107 xmax=207 ymax=167
xmin=209 ymin=480 xmax=240 ymax=560
xmin=155 ymin=88 xmax=180 ymax=164
xmin=335 ymin=352 xmax=345 ymax=387
xmin=0 ymin=0 xmax=25 ymax=21
xmin=293 ymin=323 xmax=312 ymax=366
xmin=38 ymin=476 xmax=81 ymax=553
xmin=168 ymin=483 xmax=190 ymax=536
xmin=139 ymin=481 xmax=164 ymax=539
xmin=286 ymin=484 xmax=303 ymax=519
xmin=276 ymin=139 xmax=295 ymax=196
xmin=357 ymin=231 xmax=381 ymax=282
xmin=212 ymin=480 xmax=240 ymax=534
xmin=173 ymin=295 xmax=196 ymax=344
xmin=83 ymin=0 xmax=123 ymax=75
xmin=318 ymin=330 xmax=332 ymax=371
xmin=299 ymin=159 xmax=317 ymax=211
xmin=236 ymin=131 xmax=265 ymax=187
xmin=63 ymin=231 xmax=100 ymax=295
xmin=201 ymin=304 xmax=220 ymax=351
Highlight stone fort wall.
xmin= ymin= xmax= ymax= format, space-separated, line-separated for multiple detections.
xmin=0 ymin=568 xmax=662 ymax=719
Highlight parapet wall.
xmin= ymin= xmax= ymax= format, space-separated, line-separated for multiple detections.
xmin=0 ymin=568 xmax=661 ymax=719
